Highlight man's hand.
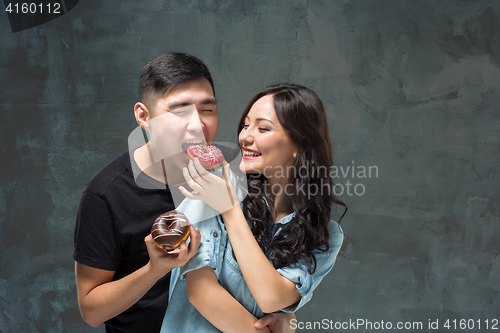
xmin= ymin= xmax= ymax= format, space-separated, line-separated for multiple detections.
xmin=144 ymin=225 xmax=201 ymax=278
xmin=255 ymin=312 xmax=296 ymax=333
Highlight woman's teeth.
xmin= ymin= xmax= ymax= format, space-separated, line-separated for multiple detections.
xmin=243 ymin=150 xmax=261 ymax=157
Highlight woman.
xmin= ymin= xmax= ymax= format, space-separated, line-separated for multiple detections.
xmin=161 ymin=83 xmax=346 ymax=333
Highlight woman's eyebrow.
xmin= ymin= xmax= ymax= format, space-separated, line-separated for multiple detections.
xmin=245 ymin=115 xmax=275 ymax=125
xmin=256 ymin=117 xmax=274 ymax=125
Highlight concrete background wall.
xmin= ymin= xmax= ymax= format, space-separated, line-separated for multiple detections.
xmin=1 ymin=0 xmax=499 ymax=331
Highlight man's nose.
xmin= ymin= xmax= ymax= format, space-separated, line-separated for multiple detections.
xmin=186 ymin=110 xmax=204 ymax=133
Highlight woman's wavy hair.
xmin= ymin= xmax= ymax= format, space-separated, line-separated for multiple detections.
xmin=237 ymin=83 xmax=347 ymax=273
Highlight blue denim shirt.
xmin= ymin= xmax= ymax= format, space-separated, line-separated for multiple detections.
xmin=160 ymin=208 xmax=344 ymax=333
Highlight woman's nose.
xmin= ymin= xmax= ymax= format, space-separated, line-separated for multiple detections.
xmin=239 ymin=127 xmax=254 ymax=145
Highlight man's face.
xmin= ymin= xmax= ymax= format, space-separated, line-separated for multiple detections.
xmin=147 ymin=78 xmax=218 ymax=177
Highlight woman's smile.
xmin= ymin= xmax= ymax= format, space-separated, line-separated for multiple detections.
xmin=242 ymin=147 xmax=262 ymax=159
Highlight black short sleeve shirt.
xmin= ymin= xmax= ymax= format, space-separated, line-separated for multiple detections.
xmin=73 ymin=152 xmax=175 ymax=333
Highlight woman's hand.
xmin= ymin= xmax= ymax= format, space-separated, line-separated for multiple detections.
xmin=179 ymin=158 xmax=239 ymax=214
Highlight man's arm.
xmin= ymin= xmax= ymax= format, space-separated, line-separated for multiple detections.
xmin=75 ymin=228 xmax=200 ymax=327
xmin=186 ymin=266 xmax=271 ymax=333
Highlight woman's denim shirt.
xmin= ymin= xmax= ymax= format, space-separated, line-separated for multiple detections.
xmin=160 ymin=201 xmax=344 ymax=333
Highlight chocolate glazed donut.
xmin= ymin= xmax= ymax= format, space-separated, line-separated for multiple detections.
xmin=151 ymin=211 xmax=191 ymax=251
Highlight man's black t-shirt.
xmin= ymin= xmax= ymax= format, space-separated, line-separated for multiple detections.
xmin=73 ymin=151 xmax=175 ymax=333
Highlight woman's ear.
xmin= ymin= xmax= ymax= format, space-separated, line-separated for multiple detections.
xmin=134 ymin=102 xmax=151 ymax=131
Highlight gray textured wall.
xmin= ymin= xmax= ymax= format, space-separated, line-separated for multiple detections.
xmin=1 ymin=0 xmax=499 ymax=332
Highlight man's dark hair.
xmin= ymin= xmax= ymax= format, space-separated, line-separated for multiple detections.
xmin=138 ymin=52 xmax=215 ymax=109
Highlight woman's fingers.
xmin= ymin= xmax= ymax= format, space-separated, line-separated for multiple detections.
xmin=179 ymin=185 xmax=200 ymax=200
xmin=221 ymin=160 xmax=237 ymax=207
xmin=183 ymin=166 xmax=203 ymax=192
xmin=187 ymin=159 xmax=210 ymax=188
xmin=193 ymin=158 xmax=212 ymax=181
xmin=221 ymin=160 xmax=231 ymax=182
xmin=180 ymin=158 xmax=237 ymax=212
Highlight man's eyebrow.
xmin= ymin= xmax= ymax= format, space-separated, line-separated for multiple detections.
xmin=167 ymin=98 xmax=216 ymax=110
xmin=167 ymin=102 xmax=191 ymax=110
xmin=201 ymin=98 xmax=217 ymax=105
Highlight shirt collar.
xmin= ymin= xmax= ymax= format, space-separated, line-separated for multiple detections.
xmin=274 ymin=211 xmax=296 ymax=225
xmin=263 ymin=196 xmax=296 ymax=225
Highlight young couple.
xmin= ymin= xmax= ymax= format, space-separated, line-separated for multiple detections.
xmin=74 ymin=52 xmax=345 ymax=333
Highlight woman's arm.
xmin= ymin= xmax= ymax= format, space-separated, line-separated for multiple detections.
xmin=221 ymin=207 xmax=301 ymax=314
xmin=186 ymin=266 xmax=271 ymax=333
xmin=180 ymin=160 xmax=301 ymax=313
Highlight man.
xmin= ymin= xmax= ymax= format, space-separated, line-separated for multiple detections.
xmin=74 ymin=52 xmax=295 ymax=332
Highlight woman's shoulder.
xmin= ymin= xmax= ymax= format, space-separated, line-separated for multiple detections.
xmin=327 ymin=219 xmax=344 ymax=248
xmin=328 ymin=219 xmax=343 ymax=234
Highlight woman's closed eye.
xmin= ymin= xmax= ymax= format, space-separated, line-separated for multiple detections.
xmin=242 ymin=124 xmax=269 ymax=132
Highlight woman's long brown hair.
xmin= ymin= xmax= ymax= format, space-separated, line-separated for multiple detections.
xmin=237 ymin=83 xmax=347 ymax=272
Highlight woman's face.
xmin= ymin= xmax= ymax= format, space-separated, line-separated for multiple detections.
xmin=239 ymin=95 xmax=297 ymax=181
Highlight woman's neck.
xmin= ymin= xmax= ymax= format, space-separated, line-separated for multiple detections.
xmin=265 ymin=177 xmax=293 ymax=222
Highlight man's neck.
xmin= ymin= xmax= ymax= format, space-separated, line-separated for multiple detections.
xmin=134 ymin=144 xmax=188 ymax=186
xmin=134 ymin=144 xmax=169 ymax=184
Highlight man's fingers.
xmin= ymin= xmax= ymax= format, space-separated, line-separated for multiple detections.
xmin=255 ymin=314 xmax=275 ymax=328
xmin=187 ymin=226 xmax=201 ymax=256
xmin=167 ymin=248 xmax=181 ymax=255
xmin=176 ymin=241 xmax=189 ymax=262
xmin=144 ymin=233 xmax=154 ymax=244
xmin=256 ymin=313 xmax=296 ymax=333
xmin=254 ymin=320 xmax=265 ymax=329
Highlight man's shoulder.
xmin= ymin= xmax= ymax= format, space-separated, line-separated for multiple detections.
xmin=83 ymin=151 xmax=132 ymax=195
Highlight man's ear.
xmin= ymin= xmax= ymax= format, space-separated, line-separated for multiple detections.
xmin=134 ymin=102 xmax=151 ymax=131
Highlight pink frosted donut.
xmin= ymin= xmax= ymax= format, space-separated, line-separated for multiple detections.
xmin=187 ymin=145 xmax=224 ymax=169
